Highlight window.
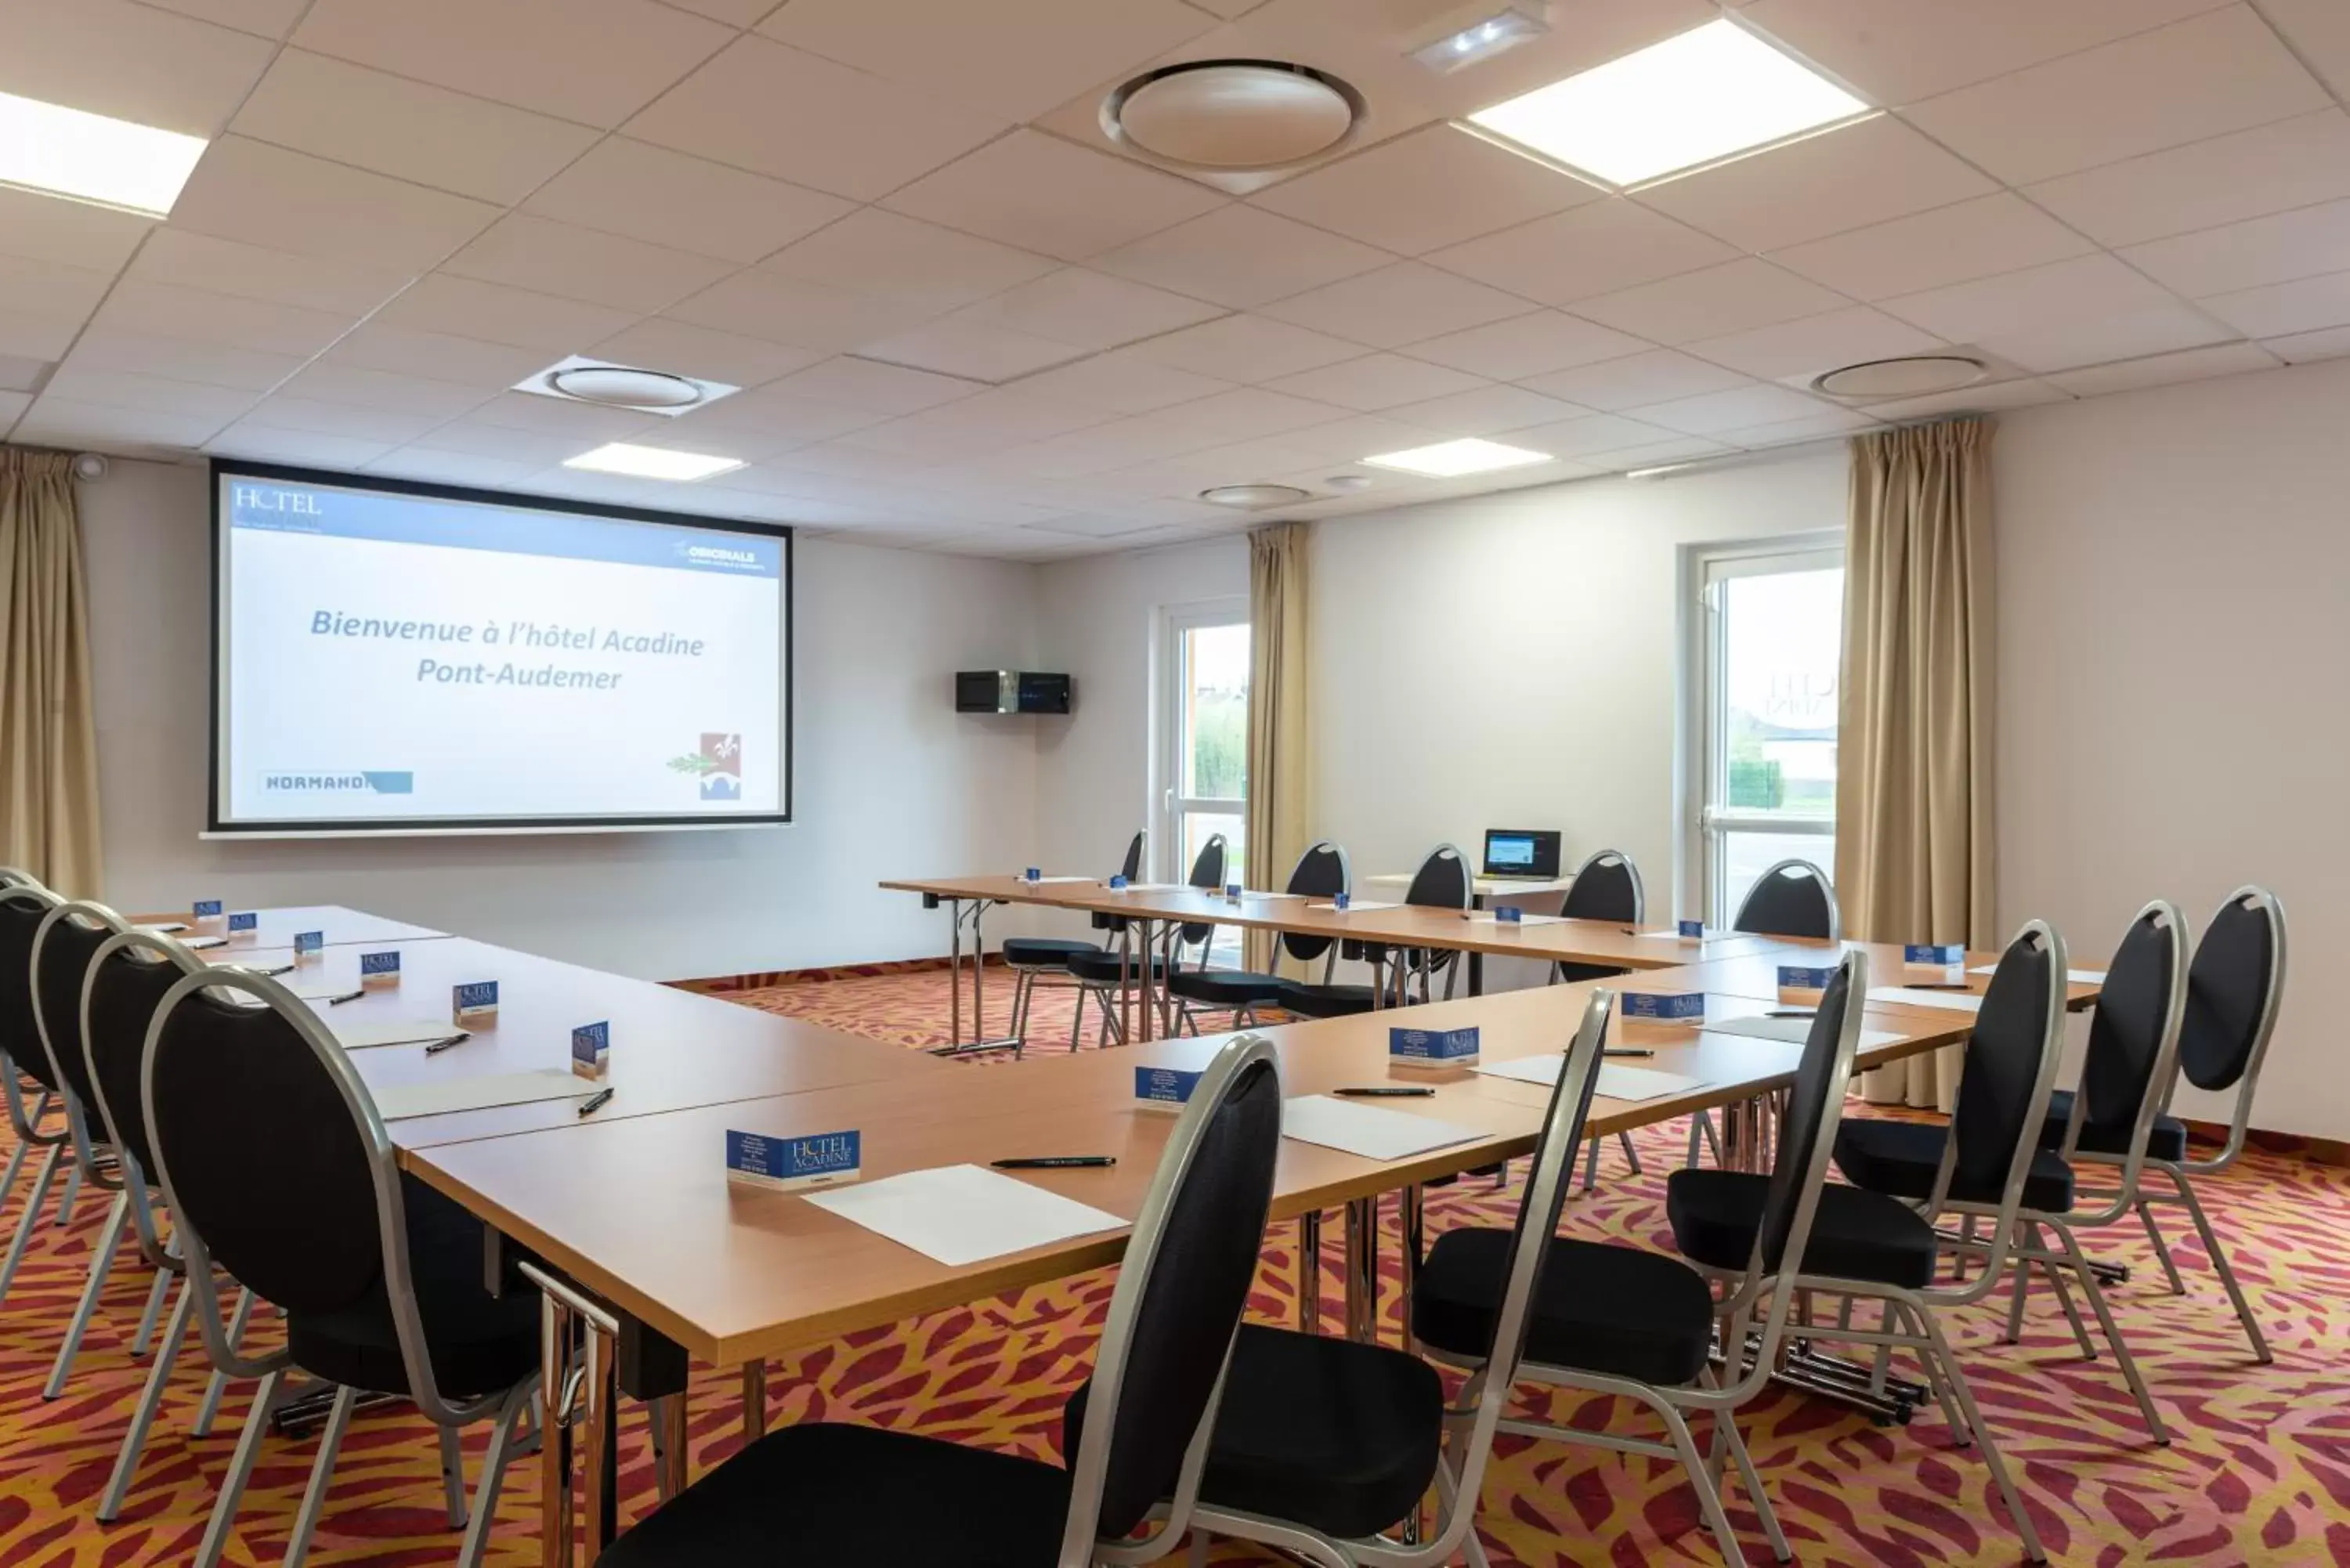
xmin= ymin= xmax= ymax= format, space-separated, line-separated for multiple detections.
xmin=1691 ymin=543 xmax=1843 ymax=926
xmin=1159 ymin=604 xmax=1249 ymax=891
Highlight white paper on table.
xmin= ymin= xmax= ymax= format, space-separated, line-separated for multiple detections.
xmin=1472 ymin=1055 xmax=1712 ymax=1101
xmin=1242 ymin=891 xmax=1310 ymax=901
xmin=137 ymin=923 xmax=189 ymax=934
xmin=333 ymin=1018 xmax=468 ymax=1050
xmin=1867 ymin=986 xmax=1985 ymax=1013
xmin=1968 ymin=964 xmax=2106 ymax=983
xmin=1699 ymin=1016 xmax=1905 ymax=1052
xmin=1465 ymin=912 xmax=1567 ymax=926
xmin=288 ymin=979 xmax=360 ymax=1002
xmin=1307 ymin=900 xmax=1401 ymax=912
xmin=181 ymin=935 xmax=226 ymax=950
xmin=1280 ymin=1096 xmax=1482 ymax=1162
xmin=1629 ymin=930 xmax=1708 ymax=941
xmin=803 ymin=1164 xmax=1126 ymax=1268
xmin=372 ymin=1069 xmax=594 ymax=1121
xmin=1474 ymin=1053 xmax=1564 ymax=1086
xmin=1111 ymin=883 xmax=1188 ymax=892
xmin=1022 ymin=876 xmax=1098 ymax=884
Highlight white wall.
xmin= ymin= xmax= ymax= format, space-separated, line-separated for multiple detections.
xmin=78 ymin=457 xmax=1041 ymax=981
xmin=1996 ymin=358 xmax=2350 ymax=1140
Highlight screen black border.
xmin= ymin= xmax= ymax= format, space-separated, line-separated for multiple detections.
xmin=208 ymin=457 xmax=794 ymax=836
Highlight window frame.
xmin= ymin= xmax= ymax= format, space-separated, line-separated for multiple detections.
xmin=1155 ymin=597 xmax=1249 ymax=885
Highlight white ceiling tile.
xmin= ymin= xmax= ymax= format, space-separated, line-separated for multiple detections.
xmin=626 ymin=36 xmax=1007 ymax=201
xmin=1879 ymin=254 xmax=2175 ymax=341
xmin=588 ymin=318 xmax=822 ymax=388
xmin=1632 ymin=383 xmax=1841 ymax=435
xmin=762 ymin=211 xmax=1058 ymax=315
xmin=1979 ymin=299 xmax=2235 ymax=374
xmin=524 ymin=141 xmax=852 ymax=268
xmin=1380 ymin=384 xmax=1585 ymax=436
xmin=321 ymin=323 xmax=558 ymax=388
xmin=2198 ymin=269 xmax=2350 ymax=338
xmin=831 ymin=389 xmax=1116 ymax=461
xmin=1571 ymin=259 xmax=1848 ymax=345
xmin=90 ymin=279 xmax=358 ymax=358
xmin=362 ymin=448 xmax=545 ymax=488
xmin=1249 ymin=124 xmax=1600 ymax=256
xmin=65 ymin=327 xmax=306 ymax=390
xmin=1092 ymin=206 xmax=1388 ymax=310
xmin=399 ymin=418 xmax=612 ymax=468
xmin=756 ymin=0 xmax=1212 ymax=123
xmin=2258 ymin=0 xmax=2350 ymax=97
xmin=230 ymin=49 xmax=600 ymax=207
xmin=1117 ymin=313 xmax=1361 ymax=381
xmin=662 ymin=271 xmax=936 ymax=353
xmin=373 ymin=274 xmax=638 ymax=354
xmin=1738 ymin=0 xmax=2231 ymax=105
xmin=457 ymin=391 xmax=672 ymax=444
xmin=1902 ymin=8 xmax=2329 ymax=186
xmin=442 ymin=215 xmax=735 ymax=314
xmin=0 ymin=0 xmax=273 ymax=137
xmin=1636 ymin=115 xmax=1995 ymax=254
xmin=2024 ymin=110 xmax=2350 ymax=248
xmin=1426 ymin=200 xmax=1739 ymax=307
xmin=1716 ymin=408 xmax=1881 ymax=448
xmin=168 ymin=137 xmax=502 ymax=273
xmin=38 ymin=366 xmax=258 ymax=423
xmin=948 ymin=269 xmax=1223 ymax=352
xmin=1141 ymin=387 xmax=1348 ymax=448
xmin=1258 ymin=263 xmax=1534 ymax=350
xmin=274 ymin=362 xmax=500 ymax=421
xmin=882 ymin=130 xmax=1225 ymax=262
xmin=1182 ymin=416 xmax=1441 ymax=479
xmin=0 ymin=356 xmax=45 ymax=395
xmin=13 ymin=396 xmax=225 ymax=450
xmin=1009 ymin=351 xmax=1232 ymax=414
xmin=2261 ymin=324 xmax=2350 ymax=363
xmin=766 ymin=356 xmax=985 ymax=414
xmin=140 ymin=0 xmax=309 ymax=39
xmin=0 ymin=255 xmax=114 ymax=325
xmin=1859 ymin=374 xmax=2073 ymax=421
xmin=1768 ymin=193 xmax=2096 ymax=301
xmin=0 ymin=389 xmax=31 ymax=430
xmin=293 ymin=0 xmax=734 ymax=128
xmin=855 ymin=318 xmax=1087 ymax=382
xmin=998 ymin=419 xmax=1217 ymax=477
xmin=2120 ymin=201 xmax=2350 ymax=299
xmin=1514 ymin=350 xmax=1753 ymax=410
xmin=233 ymin=394 xmax=443 ymax=443
xmin=1261 ymin=353 xmax=1488 ymax=412
xmin=126 ymin=231 xmax=412 ymax=316
xmin=1682 ymin=305 xmax=1945 ymax=382
xmin=2045 ymin=340 xmax=2280 ymax=396
xmin=207 ymin=421 xmax=396 ymax=468
xmin=0 ymin=188 xmax=153 ymax=272
xmin=1401 ymin=312 xmax=1647 ymax=381
xmin=1499 ymin=413 xmax=1685 ymax=460
xmin=0 ymin=310 xmax=74 ymax=361
xmin=1562 ymin=435 xmax=1737 ymax=472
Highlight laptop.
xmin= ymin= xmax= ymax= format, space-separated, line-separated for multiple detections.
xmin=1481 ymin=829 xmax=1562 ymax=880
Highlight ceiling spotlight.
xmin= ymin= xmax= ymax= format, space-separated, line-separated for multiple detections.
xmin=516 ymin=356 xmax=738 ymax=417
xmin=1322 ymin=474 xmax=1375 ymax=492
xmin=1410 ymin=5 xmax=1549 ymax=74
xmin=1811 ymin=354 xmax=1990 ymax=399
xmin=564 ymin=443 xmax=743 ymax=482
xmin=1363 ymin=439 xmax=1553 ymax=478
xmin=0 ymin=89 xmax=207 ymax=216
xmin=1105 ymin=61 xmax=1361 ymax=173
xmin=1201 ymin=483 xmax=1313 ymax=508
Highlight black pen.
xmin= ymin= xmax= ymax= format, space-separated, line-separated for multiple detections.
xmin=1602 ymin=1048 xmax=1655 ymax=1058
xmin=577 ymin=1088 xmax=615 ymax=1117
xmin=1332 ymin=1086 xmax=1435 ymax=1097
xmin=1765 ymin=1009 xmax=1816 ymax=1019
xmin=422 ymin=1032 xmax=470 ymax=1055
xmin=322 ymin=989 xmax=365 ymax=1006
xmin=258 ymin=963 xmax=295 ymax=977
xmin=1904 ymin=982 xmax=1974 ymax=992
xmin=992 ymin=1155 xmax=1115 ymax=1169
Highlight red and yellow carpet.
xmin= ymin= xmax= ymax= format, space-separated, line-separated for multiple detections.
xmin=2 ymin=965 xmax=2345 ymax=1565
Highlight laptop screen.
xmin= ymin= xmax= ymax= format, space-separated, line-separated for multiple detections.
xmin=1487 ymin=833 xmax=1538 ymax=870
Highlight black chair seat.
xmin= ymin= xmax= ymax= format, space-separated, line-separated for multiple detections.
xmin=1277 ymin=981 xmax=1376 ymax=1019
xmin=284 ymin=1178 xmax=539 ymax=1399
xmin=1554 ymin=961 xmax=1630 ymax=986
xmin=1065 ymin=1324 xmax=1441 ymax=1542
xmin=1001 ymin=937 xmax=1101 ymax=969
xmin=2040 ymin=1089 xmax=2189 ymax=1162
xmin=1413 ymin=1228 xmax=1714 ymax=1386
xmin=1065 ymin=951 xmax=1168 ymax=984
xmin=1166 ymin=970 xmax=1287 ymax=1007
xmin=1832 ymin=1120 xmax=2077 ymax=1213
xmin=1665 ymin=1169 xmax=1940 ymax=1291
xmin=599 ymin=1420 xmax=1070 ymax=1568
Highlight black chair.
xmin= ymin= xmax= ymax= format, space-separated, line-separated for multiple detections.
xmin=143 ymin=966 xmax=544 ymax=1568
xmin=598 ymin=1031 xmax=1285 ymax=1568
xmin=1280 ymin=842 xmax=1472 ymax=1021
xmin=1730 ymin=858 xmax=1841 ymax=941
xmin=1833 ymin=901 xmax=2187 ymax=1445
xmin=1167 ymin=840 xmax=1350 ymax=1034
xmin=1001 ymin=831 xmax=1147 ymax=1054
xmin=0 ymin=882 xmax=81 ymax=1304
xmin=1552 ymin=848 xmax=1645 ymax=985
xmin=1068 ymin=836 xmax=1224 ymax=1047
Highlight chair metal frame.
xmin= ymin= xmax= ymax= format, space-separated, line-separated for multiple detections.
xmin=1073 ymin=834 xmax=1225 ymax=1049
xmin=1372 ymin=843 xmax=1473 ymax=1009
xmin=1730 ymin=858 xmax=1843 ymax=943
xmin=1003 ymin=831 xmax=1148 ymax=1056
xmin=1548 ymin=848 xmax=1661 ymax=1190
xmin=1170 ymin=840 xmax=1351 ymax=1038
xmin=141 ymin=965 xmax=540 ymax=1568
xmin=0 ymin=881 xmax=80 ymax=1304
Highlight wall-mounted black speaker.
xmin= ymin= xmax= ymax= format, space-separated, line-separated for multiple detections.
xmin=956 ymin=671 xmax=1072 ymax=714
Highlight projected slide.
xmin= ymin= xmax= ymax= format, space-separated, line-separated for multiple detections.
xmin=214 ymin=467 xmax=789 ymax=832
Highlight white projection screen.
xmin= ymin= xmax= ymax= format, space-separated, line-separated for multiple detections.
xmin=210 ymin=461 xmax=792 ymax=836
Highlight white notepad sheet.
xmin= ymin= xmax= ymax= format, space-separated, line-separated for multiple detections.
xmin=1700 ymin=1016 xmax=1906 ymax=1050
xmin=333 ymin=1018 xmax=468 ymax=1050
xmin=1280 ymin=1096 xmax=1482 ymax=1162
xmin=1023 ymin=876 xmax=1098 ymax=884
xmin=1307 ymin=900 xmax=1401 ymax=912
xmin=1473 ymin=1055 xmax=1712 ymax=1102
xmin=1466 ymin=912 xmax=1567 ymax=926
xmin=1629 ymin=930 xmax=1708 ymax=941
xmin=803 ymin=1165 xmax=1126 ymax=1268
xmin=1968 ymin=965 xmax=2106 ymax=982
xmin=1867 ymin=986 xmax=1986 ymax=1013
xmin=181 ymin=936 xmax=226 ymax=950
xmin=372 ymin=1070 xmax=594 ymax=1122
xmin=289 ymin=980 xmax=359 ymax=1002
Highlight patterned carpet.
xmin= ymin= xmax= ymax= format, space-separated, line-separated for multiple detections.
xmin=1 ymin=964 xmax=2345 ymax=1566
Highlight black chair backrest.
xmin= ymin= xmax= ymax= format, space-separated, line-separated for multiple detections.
xmin=1117 ymin=830 xmax=1146 ymax=883
xmin=2178 ymin=890 xmax=2280 ymax=1094
xmin=1950 ymin=926 xmax=2061 ymax=1198
xmin=1732 ymin=859 xmax=1838 ymax=940
xmin=1065 ymin=1037 xmax=1282 ymax=1549
xmin=1172 ymin=834 xmax=1227 ymax=952
xmin=1279 ymin=840 xmax=1348 ymax=964
xmin=1757 ymin=959 xmax=1858 ymax=1271
xmin=1560 ymin=850 xmax=1642 ymax=924
xmin=146 ymin=983 xmax=388 ymax=1316
xmin=85 ymin=939 xmax=193 ymax=1175
xmin=2077 ymin=905 xmax=2181 ymax=1140
xmin=1404 ymin=844 xmax=1472 ymax=911
xmin=33 ymin=909 xmax=121 ymax=1112
xmin=0 ymin=887 xmax=61 ymax=1091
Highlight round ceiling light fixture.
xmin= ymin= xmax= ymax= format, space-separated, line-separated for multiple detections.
xmin=547 ymin=364 xmax=707 ymax=410
xmin=1812 ymin=354 xmax=1990 ymax=400
xmin=1105 ymin=60 xmax=1362 ymax=172
xmin=1200 ymin=482 xmax=1313 ymax=508
xmin=1322 ymin=474 xmax=1374 ymax=492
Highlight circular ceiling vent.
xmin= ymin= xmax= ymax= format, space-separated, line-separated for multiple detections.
xmin=1201 ymin=482 xmax=1313 ymax=508
xmin=547 ymin=364 xmax=706 ymax=410
xmin=1105 ymin=60 xmax=1361 ymax=172
xmin=1812 ymin=354 xmax=1989 ymax=400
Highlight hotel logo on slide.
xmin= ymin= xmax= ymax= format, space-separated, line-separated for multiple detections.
xmin=263 ymin=771 xmax=415 ymax=794
xmin=667 ymin=733 xmax=742 ymax=800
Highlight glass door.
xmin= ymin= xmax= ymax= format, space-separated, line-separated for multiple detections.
xmin=1159 ymin=605 xmax=1249 ymax=894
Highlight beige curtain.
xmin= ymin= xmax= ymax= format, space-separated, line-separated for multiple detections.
xmin=1836 ymin=419 xmax=1996 ymax=1111
xmin=0 ymin=449 xmax=104 ymax=898
xmin=1243 ymin=522 xmax=1311 ymax=974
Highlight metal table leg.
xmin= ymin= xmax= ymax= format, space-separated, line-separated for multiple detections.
xmin=653 ymin=1389 xmax=689 ymax=1500
xmin=1468 ymin=894 xmax=1485 ymax=995
xmin=1137 ymin=919 xmax=1156 ymax=1042
xmin=947 ymin=897 xmax=963 ymax=1048
xmin=742 ymin=1360 xmax=766 ymax=1442
xmin=1296 ymin=1211 xmax=1322 ymax=1333
xmin=1343 ymin=1195 xmax=1380 ymax=1343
